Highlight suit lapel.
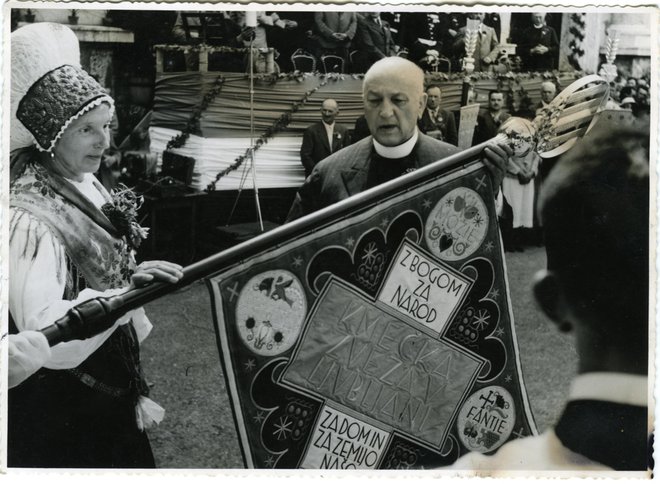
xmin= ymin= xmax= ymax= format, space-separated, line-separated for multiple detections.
xmin=340 ymin=139 xmax=371 ymax=196
xmin=316 ymin=123 xmax=331 ymax=153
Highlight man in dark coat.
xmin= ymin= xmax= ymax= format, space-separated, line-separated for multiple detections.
xmin=287 ymin=57 xmax=510 ymax=221
xmin=299 ymin=98 xmax=349 ymax=177
xmin=417 ymin=84 xmax=458 ymax=145
xmin=518 ymin=13 xmax=559 ymax=71
xmin=473 ymin=90 xmax=511 ymax=145
xmin=352 ymin=12 xmax=397 ymax=73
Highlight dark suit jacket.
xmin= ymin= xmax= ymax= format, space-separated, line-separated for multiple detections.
xmin=351 ymin=115 xmax=370 ymax=144
xmin=473 ymin=109 xmax=511 ymax=145
xmin=518 ymin=25 xmax=559 ymax=71
xmin=354 ymin=15 xmax=396 ymax=59
xmin=418 ymin=108 xmax=458 ymax=145
xmin=300 ymin=122 xmax=349 ymax=176
xmin=288 ymin=133 xmax=460 ymax=220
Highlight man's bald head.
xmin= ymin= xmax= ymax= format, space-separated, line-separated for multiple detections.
xmin=362 ymin=57 xmax=427 ymax=146
xmin=320 ymin=98 xmax=339 ymax=124
xmin=362 ymin=57 xmax=425 ymax=98
xmin=540 ymin=82 xmax=557 ymax=103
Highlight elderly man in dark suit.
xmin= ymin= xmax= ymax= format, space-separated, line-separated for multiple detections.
xmin=299 ymin=98 xmax=349 ymax=177
xmin=287 ymin=57 xmax=510 ymax=221
xmin=518 ymin=13 xmax=559 ymax=71
xmin=352 ymin=12 xmax=397 ymax=73
xmin=418 ymin=84 xmax=458 ymax=145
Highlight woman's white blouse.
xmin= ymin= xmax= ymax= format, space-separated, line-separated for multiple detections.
xmin=9 ymin=173 xmax=152 ymax=370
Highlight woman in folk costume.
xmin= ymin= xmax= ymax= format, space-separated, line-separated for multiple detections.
xmin=8 ymin=23 xmax=183 ymax=468
xmin=499 ymin=118 xmax=541 ymax=251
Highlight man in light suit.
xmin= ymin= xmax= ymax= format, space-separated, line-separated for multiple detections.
xmin=287 ymin=57 xmax=510 ymax=221
xmin=453 ymin=12 xmax=501 ymax=72
xmin=299 ymin=98 xmax=349 ymax=177
xmin=313 ymin=12 xmax=357 ymax=66
xmin=352 ymin=12 xmax=398 ymax=73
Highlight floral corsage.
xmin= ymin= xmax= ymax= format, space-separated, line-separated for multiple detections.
xmin=101 ymin=184 xmax=149 ymax=249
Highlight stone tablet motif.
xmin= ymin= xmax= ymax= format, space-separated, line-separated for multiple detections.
xmin=282 ymin=280 xmax=482 ymax=450
xmin=300 ymin=404 xmax=390 ymax=469
xmin=378 ymin=241 xmax=473 ymax=334
xmin=209 ymin=161 xmax=536 ymax=468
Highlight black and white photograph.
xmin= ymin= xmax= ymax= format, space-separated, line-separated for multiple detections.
xmin=2 ymin=1 xmax=656 ymax=479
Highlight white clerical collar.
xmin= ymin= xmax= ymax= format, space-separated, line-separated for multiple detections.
xmin=373 ymin=129 xmax=419 ymax=159
xmin=534 ymin=24 xmax=544 ymax=29
xmin=569 ymin=372 xmax=647 ymax=407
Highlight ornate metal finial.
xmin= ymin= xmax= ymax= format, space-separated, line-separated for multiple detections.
xmin=462 ymin=21 xmax=479 ymax=74
xmin=498 ymin=75 xmax=610 ymax=159
xmin=598 ymin=33 xmax=620 ymax=83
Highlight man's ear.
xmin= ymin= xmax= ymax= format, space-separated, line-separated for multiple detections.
xmin=418 ymin=93 xmax=428 ymax=118
xmin=533 ymin=269 xmax=572 ymax=331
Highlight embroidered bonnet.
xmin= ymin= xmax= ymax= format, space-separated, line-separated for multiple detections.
xmin=11 ymin=22 xmax=114 ymax=152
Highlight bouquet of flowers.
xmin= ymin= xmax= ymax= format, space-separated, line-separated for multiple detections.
xmin=101 ymin=184 xmax=149 ymax=249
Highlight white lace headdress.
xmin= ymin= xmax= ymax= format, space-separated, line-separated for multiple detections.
xmin=11 ymin=22 xmax=114 ymax=152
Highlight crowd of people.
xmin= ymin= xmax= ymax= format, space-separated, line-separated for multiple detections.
xmin=8 ymin=18 xmax=651 ymax=472
xmin=606 ymin=74 xmax=652 ymax=115
xmin=167 ymin=11 xmax=561 ymax=74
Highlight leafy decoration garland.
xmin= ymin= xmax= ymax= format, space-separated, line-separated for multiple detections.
xmin=534 ymin=97 xmax=568 ymax=154
xmin=166 ymin=75 xmax=226 ymax=151
xmin=206 ymin=73 xmax=346 ymax=191
xmin=155 ymin=44 xmax=257 ymax=55
xmin=426 ymin=69 xmax=581 ymax=84
xmin=567 ymin=13 xmax=586 ymax=71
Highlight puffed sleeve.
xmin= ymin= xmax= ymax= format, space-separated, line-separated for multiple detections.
xmin=9 ymin=208 xmax=152 ymax=370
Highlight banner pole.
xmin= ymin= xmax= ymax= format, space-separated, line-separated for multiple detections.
xmin=39 ymin=137 xmax=501 ymax=346
xmin=249 ymin=38 xmax=265 ymax=232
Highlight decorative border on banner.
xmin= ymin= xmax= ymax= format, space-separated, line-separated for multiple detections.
xmin=208 ymin=276 xmax=254 ymax=468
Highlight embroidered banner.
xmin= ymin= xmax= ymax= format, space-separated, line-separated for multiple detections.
xmin=208 ymin=158 xmax=536 ymax=469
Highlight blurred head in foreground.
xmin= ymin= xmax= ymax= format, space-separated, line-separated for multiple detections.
xmin=534 ymin=124 xmax=649 ymax=375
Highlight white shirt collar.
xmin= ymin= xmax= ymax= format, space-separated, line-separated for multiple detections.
xmin=569 ymin=372 xmax=647 ymax=407
xmin=373 ymin=129 xmax=419 ymax=159
xmin=66 ymin=173 xmax=108 ymax=208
